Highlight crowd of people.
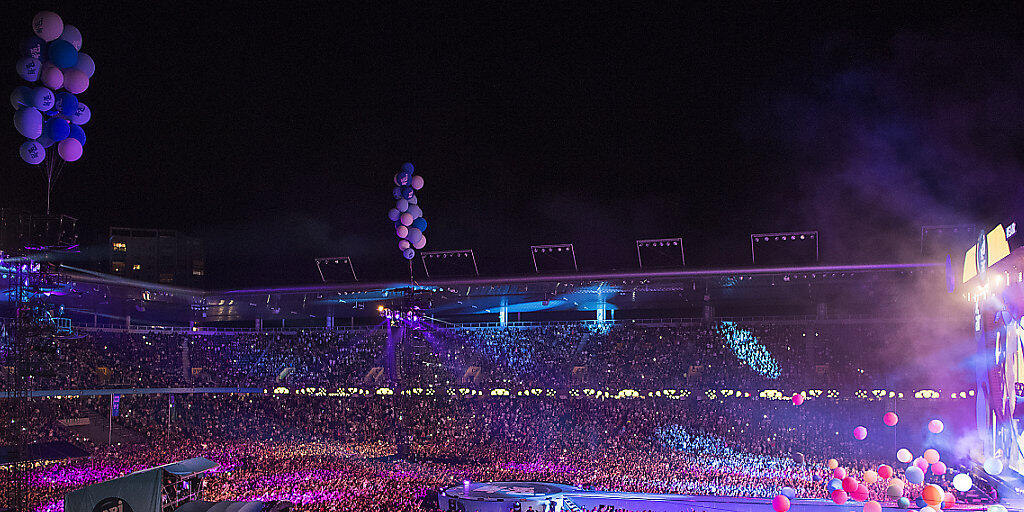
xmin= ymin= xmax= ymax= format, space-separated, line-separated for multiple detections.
xmin=2 ymin=319 xmax=973 ymax=392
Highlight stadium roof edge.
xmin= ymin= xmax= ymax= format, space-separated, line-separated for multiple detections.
xmin=210 ymin=262 xmax=940 ymax=296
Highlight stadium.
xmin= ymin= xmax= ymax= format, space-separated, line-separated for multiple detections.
xmin=5 ymin=5 xmax=1024 ymax=512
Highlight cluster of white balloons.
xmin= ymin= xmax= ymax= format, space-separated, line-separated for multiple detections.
xmin=386 ymin=163 xmax=427 ymax=259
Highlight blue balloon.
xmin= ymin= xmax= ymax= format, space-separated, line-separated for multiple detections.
xmin=36 ymin=132 xmax=54 ymax=148
xmin=10 ymin=86 xmax=32 ymax=109
xmin=897 ymin=498 xmax=910 ymax=509
xmin=394 ymin=170 xmax=411 ymax=186
xmin=47 ymin=40 xmax=78 ymax=69
xmin=54 ymin=92 xmax=77 ymax=116
xmin=14 ymin=107 xmax=43 ymax=139
xmin=411 ymin=217 xmax=427 ymax=233
xmin=16 ymin=58 xmax=42 ymax=82
xmin=44 ymin=118 xmax=70 ymax=142
xmin=31 ymin=87 xmax=55 ymax=112
xmin=402 ymin=162 xmax=414 ymax=173
xmin=69 ymin=102 xmax=90 ymax=125
xmin=392 ymin=186 xmax=403 ymax=200
xmin=407 ymin=194 xmax=417 ymax=205
xmin=19 ymin=140 xmax=45 ymax=164
xmin=68 ymin=124 xmax=85 ymax=145
xmin=72 ymin=53 xmax=95 ymax=78
xmin=826 ymin=478 xmax=842 ymax=492
xmin=915 ymin=497 xmax=927 ymax=509
xmin=20 ymin=36 xmax=46 ymax=60
xmin=780 ymin=487 xmax=796 ymax=500
xmin=400 ymin=186 xmax=414 ymax=200
xmin=402 ymin=248 xmax=416 ymax=260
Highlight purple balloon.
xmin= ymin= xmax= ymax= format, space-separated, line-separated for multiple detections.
xmin=387 ymin=208 xmax=401 ymax=221
xmin=402 ymin=248 xmax=415 ymax=260
xmin=70 ymin=102 xmax=90 ymax=125
xmin=20 ymin=140 xmax=45 ymax=164
xmin=57 ymin=137 xmax=82 ymax=162
xmin=16 ymin=58 xmax=42 ymax=82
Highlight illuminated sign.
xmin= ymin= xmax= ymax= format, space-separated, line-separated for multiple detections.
xmin=963 ymin=224 xmax=1013 ymax=283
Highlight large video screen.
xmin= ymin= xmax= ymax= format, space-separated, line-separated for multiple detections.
xmin=996 ymin=316 xmax=1024 ymax=475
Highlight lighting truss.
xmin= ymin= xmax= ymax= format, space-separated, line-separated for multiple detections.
xmin=636 ymin=237 xmax=684 ymax=268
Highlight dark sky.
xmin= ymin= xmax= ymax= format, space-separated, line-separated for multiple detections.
xmin=4 ymin=3 xmax=1024 ymax=287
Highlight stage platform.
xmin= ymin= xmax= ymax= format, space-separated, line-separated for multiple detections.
xmin=442 ymin=482 xmax=997 ymax=512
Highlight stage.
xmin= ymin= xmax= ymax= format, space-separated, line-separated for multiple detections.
xmin=442 ymin=482 xmax=997 ymax=512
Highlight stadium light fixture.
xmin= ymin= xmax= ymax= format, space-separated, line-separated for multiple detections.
xmin=530 ymin=244 xmax=577 ymax=273
xmin=636 ymin=237 xmax=684 ymax=268
xmin=315 ymin=256 xmax=357 ymax=283
xmin=421 ymin=249 xmax=479 ymax=278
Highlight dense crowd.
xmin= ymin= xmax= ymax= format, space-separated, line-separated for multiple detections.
xmin=1 ymin=319 xmax=973 ymax=391
xmin=1 ymin=391 xmax=993 ymax=512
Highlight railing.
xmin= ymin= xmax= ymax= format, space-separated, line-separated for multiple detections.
xmin=70 ymin=312 xmax=954 ymax=334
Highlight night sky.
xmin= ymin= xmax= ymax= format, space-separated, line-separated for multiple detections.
xmin=4 ymin=3 xmax=1024 ymax=287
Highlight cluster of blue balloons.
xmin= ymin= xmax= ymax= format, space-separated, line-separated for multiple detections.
xmin=12 ymin=11 xmax=94 ymax=165
xmin=387 ymin=163 xmax=427 ymax=260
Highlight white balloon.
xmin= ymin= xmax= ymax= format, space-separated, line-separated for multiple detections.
xmin=396 ymin=225 xmax=408 ymax=238
xmin=396 ymin=198 xmax=409 ymax=212
xmin=412 ymin=235 xmax=426 ymax=250
xmin=984 ymin=458 xmax=1003 ymax=475
xmin=410 ymin=175 xmax=424 ymax=189
xmin=400 ymin=213 xmax=414 ymax=226
xmin=398 ymin=239 xmax=410 ymax=250
xmin=952 ymin=473 xmax=972 ymax=492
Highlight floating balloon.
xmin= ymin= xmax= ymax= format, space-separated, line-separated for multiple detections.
xmin=897 ymin=448 xmax=912 ymax=463
xmin=394 ymin=170 xmax=411 ymax=186
xmin=915 ymin=498 xmax=927 ymax=509
xmin=10 ymin=86 xmax=32 ymax=109
xmin=411 ymin=217 xmax=427 ymax=232
xmin=406 ymin=227 xmax=423 ymax=245
xmin=922 ymin=485 xmax=943 ymax=508
xmin=57 ymin=137 xmax=82 ymax=161
xmin=864 ymin=500 xmax=881 ymax=512
xmin=62 ymin=69 xmax=88 ymax=94
xmin=987 ymin=505 xmax=1007 ymax=512
xmin=47 ymin=40 xmax=78 ymax=68
xmin=412 ymin=235 xmax=426 ymax=250
xmin=19 ymin=140 xmax=45 ymax=164
xmin=400 ymin=212 xmax=414 ymax=226
xmin=407 ymin=194 xmax=417 ymax=204
xmin=842 ymin=477 xmax=859 ymax=493
xmin=401 ymin=162 xmax=414 ymax=173
xmin=402 ymin=248 xmax=415 ymax=260
xmin=921 ymin=507 xmax=935 ymax=512
xmin=57 ymin=25 xmax=82 ymax=51
xmin=45 ymin=118 xmax=70 ymax=142
xmin=16 ymin=57 xmax=42 ymax=82
xmin=853 ymin=426 xmax=867 ymax=440
xmin=831 ymin=489 xmax=848 ymax=505
xmin=411 ymin=175 xmax=424 ymax=189
xmin=54 ymin=91 xmax=77 ymax=115
xmin=396 ymin=198 xmax=409 ymax=212
xmin=407 ymin=204 xmax=422 ymax=218
xmin=923 ymin=449 xmax=940 ymax=464
xmin=392 ymin=186 xmax=403 ymax=199
xmin=20 ymin=35 xmax=46 ymax=60
xmin=40 ymin=65 xmax=63 ymax=90
xmin=928 ymin=420 xmax=944 ymax=434
xmin=852 ymin=484 xmax=868 ymax=502
xmin=905 ymin=466 xmax=924 ymax=485
xmin=33 ymin=11 xmax=65 ymax=42
xmin=952 ymin=473 xmax=972 ymax=492
xmin=68 ymin=124 xmax=85 ymax=145
xmin=398 ymin=239 xmax=410 ymax=250
xmin=388 ymin=208 xmax=401 ymax=221
xmin=862 ymin=470 xmax=877 ymax=484
xmin=812 ymin=474 xmax=821 ymax=482
xmin=31 ymin=87 xmax=54 ymax=111
xmin=772 ymin=494 xmax=790 ymax=512
xmin=396 ymin=225 xmax=408 ymax=238
xmin=897 ymin=497 xmax=910 ymax=509
xmin=931 ymin=461 xmax=946 ymax=475
xmin=780 ymin=487 xmax=796 ymax=500
xmin=878 ymin=465 xmax=893 ymax=479
xmin=827 ymin=479 xmax=842 ymax=492
xmin=984 ymin=458 xmax=1003 ymax=475
xmin=914 ymin=457 xmax=929 ymax=472
xmin=36 ymin=131 xmax=54 ymax=148
xmin=833 ymin=467 xmax=846 ymax=480
xmin=884 ymin=412 xmax=898 ymax=426
xmin=70 ymin=102 xmax=90 ymax=125
xmin=14 ymin=107 xmax=43 ymax=139
xmin=792 ymin=393 xmax=804 ymax=405
xmin=400 ymin=186 xmax=414 ymax=200
xmin=72 ymin=52 xmax=94 ymax=78
xmin=886 ymin=484 xmax=903 ymax=498
xmin=827 ymin=458 xmax=838 ymax=470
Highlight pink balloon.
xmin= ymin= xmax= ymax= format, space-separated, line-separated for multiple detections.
xmin=831 ymin=490 xmax=848 ymax=505
xmin=928 ymin=419 xmax=944 ymax=434
xmin=792 ymin=393 xmax=804 ymax=405
xmin=853 ymin=426 xmax=867 ymax=440
xmin=412 ymin=235 xmax=426 ymax=250
xmin=396 ymin=225 xmax=408 ymax=238
xmin=400 ymin=213 xmax=414 ymax=226
xmin=864 ymin=500 xmax=882 ymax=512
xmin=852 ymin=484 xmax=869 ymax=502
xmin=883 ymin=412 xmax=898 ymax=426
xmin=914 ymin=457 xmax=929 ymax=472
xmin=772 ymin=494 xmax=790 ymax=512
xmin=40 ymin=65 xmax=63 ymax=90
xmin=410 ymin=175 xmax=424 ymax=190
xmin=63 ymin=69 xmax=89 ymax=94
xmin=398 ymin=239 xmax=410 ymax=250
xmin=833 ymin=467 xmax=847 ymax=480
xmin=931 ymin=461 xmax=946 ymax=475
xmin=842 ymin=477 xmax=859 ymax=493
xmin=57 ymin=137 xmax=82 ymax=162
